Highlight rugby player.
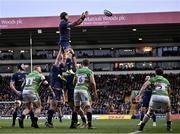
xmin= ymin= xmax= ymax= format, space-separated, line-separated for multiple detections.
xmin=18 ymin=66 xmax=54 ymax=128
xmin=58 ymin=11 xmax=88 ymax=57
xmin=65 ymin=53 xmax=87 ymax=129
xmin=137 ymin=76 xmax=156 ymax=126
xmin=73 ymin=59 xmax=97 ymax=129
xmin=137 ymin=68 xmax=172 ymax=131
xmin=45 ymin=50 xmax=66 ymax=128
xmin=10 ymin=63 xmax=27 ymax=126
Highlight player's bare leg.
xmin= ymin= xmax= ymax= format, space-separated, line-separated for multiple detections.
xmin=138 ymin=106 xmax=156 ymax=126
xmin=78 ymin=108 xmax=87 ymax=128
xmin=138 ymin=107 xmax=154 ymax=131
xmin=69 ymin=102 xmax=86 ymax=128
xmin=166 ymin=111 xmax=172 ymax=131
xmin=138 ymin=107 xmax=146 ymax=125
xmin=84 ymin=105 xmax=94 ymax=129
xmin=19 ymin=102 xmax=32 ymax=128
xmin=32 ymin=100 xmax=42 ymax=128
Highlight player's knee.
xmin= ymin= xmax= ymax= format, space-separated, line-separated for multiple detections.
xmin=84 ymin=105 xmax=91 ymax=113
xmin=34 ymin=108 xmax=42 ymax=117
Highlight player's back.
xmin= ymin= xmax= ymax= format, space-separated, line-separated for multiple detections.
xmin=24 ymin=71 xmax=43 ymax=93
xmin=11 ymin=71 xmax=26 ymax=91
xmin=150 ymin=75 xmax=170 ymax=96
xmin=59 ymin=20 xmax=71 ymax=42
xmin=75 ymin=67 xmax=93 ymax=90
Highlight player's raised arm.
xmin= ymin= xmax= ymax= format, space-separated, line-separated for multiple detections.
xmin=70 ymin=11 xmax=88 ymax=27
xmin=138 ymin=80 xmax=151 ymax=97
xmin=54 ymin=50 xmax=62 ymax=65
xmin=136 ymin=76 xmax=151 ymax=102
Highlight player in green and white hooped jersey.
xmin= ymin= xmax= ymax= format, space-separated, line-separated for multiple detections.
xmin=73 ymin=59 xmax=97 ymax=129
xmin=137 ymin=68 xmax=172 ymax=132
xmin=18 ymin=66 xmax=55 ymax=128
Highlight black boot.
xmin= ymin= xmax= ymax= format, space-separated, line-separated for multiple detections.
xmin=69 ymin=112 xmax=77 ymax=129
xmin=167 ymin=121 xmax=172 ymax=132
xmin=33 ymin=117 xmax=39 ymax=128
xmin=138 ymin=123 xmax=145 ymax=131
xmin=18 ymin=115 xmax=25 ymax=128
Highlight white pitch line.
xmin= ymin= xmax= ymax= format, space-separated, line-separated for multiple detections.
xmin=128 ymin=130 xmax=142 ymax=134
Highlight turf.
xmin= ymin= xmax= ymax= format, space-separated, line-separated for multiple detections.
xmin=0 ymin=119 xmax=179 ymax=133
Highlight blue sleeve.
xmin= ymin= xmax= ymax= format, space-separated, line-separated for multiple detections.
xmin=11 ymin=74 xmax=16 ymax=82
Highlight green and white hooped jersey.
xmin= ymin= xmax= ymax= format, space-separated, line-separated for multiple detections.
xmin=24 ymin=71 xmax=45 ymax=93
xmin=149 ymin=75 xmax=170 ymax=96
xmin=75 ymin=67 xmax=93 ymax=91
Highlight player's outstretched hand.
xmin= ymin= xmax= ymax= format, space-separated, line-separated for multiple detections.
xmin=84 ymin=11 xmax=88 ymax=17
xmin=81 ymin=11 xmax=88 ymax=19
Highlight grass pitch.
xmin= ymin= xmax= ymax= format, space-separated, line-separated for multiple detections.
xmin=0 ymin=119 xmax=179 ymax=133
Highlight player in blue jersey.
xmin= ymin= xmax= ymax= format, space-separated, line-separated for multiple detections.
xmin=137 ymin=76 xmax=156 ymax=126
xmin=45 ymin=51 xmax=66 ymax=128
xmin=10 ymin=63 xmax=27 ymax=126
xmin=65 ymin=54 xmax=87 ymax=129
xmin=58 ymin=11 xmax=88 ymax=58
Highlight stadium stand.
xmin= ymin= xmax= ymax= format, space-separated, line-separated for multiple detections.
xmin=0 ymin=73 xmax=179 ymax=116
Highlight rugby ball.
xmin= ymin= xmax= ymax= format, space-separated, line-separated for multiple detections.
xmin=104 ymin=9 xmax=112 ymax=17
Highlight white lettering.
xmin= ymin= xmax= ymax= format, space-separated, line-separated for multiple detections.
xmin=16 ymin=19 xmax=23 ymax=24
xmin=1 ymin=20 xmax=16 ymax=25
xmin=1 ymin=19 xmax=23 ymax=25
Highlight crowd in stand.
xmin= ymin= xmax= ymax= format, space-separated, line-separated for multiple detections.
xmin=0 ymin=74 xmax=179 ymax=116
xmin=0 ymin=48 xmax=180 ymax=60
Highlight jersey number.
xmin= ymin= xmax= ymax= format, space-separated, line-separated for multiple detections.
xmin=25 ymin=78 xmax=33 ymax=86
xmin=77 ymin=75 xmax=85 ymax=84
xmin=155 ymin=83 xmax=166 ymax=91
